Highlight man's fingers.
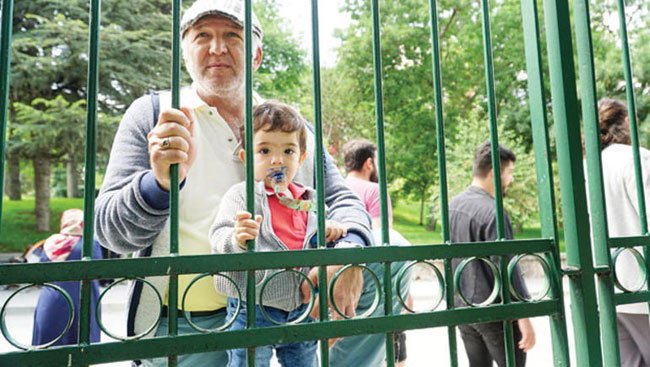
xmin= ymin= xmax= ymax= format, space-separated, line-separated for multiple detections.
xmin=158 ymin=108 xmax=192 ymax=127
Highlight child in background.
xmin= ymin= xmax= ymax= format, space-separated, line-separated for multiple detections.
xmin=210 ymin=100 xmax=347 ymax=367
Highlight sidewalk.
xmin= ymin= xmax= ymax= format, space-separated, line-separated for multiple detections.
xmin=0 ymin=274 xmax=576 ymax=367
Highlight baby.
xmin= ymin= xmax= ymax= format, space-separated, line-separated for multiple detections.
xmin=210 ymin=100 xmax=347 ymax=367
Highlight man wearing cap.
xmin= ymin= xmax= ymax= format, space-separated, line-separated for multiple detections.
xmin=95 ymin=0 xmax=371 ymax=366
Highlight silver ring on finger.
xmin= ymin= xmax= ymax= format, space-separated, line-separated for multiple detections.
xmin=161 ymin=137 xmax=170 ymax=149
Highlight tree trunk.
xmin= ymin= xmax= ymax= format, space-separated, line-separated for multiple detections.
xmin=419 ymin=187 xmax=426 ymax=225
xmin=33 ymin=157 xmax=51 ymax=232
xmin=66 ymin=157 xmax=79 ymax=198
xmin=5 ymin=152 xmax=21 ymax=200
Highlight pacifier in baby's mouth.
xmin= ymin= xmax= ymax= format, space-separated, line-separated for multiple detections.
xmin=266 ymin=166 xmax=289 ymax=186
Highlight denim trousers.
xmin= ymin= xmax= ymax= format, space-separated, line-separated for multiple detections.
xmin=140 ymin=310 xmax=228 ymax=367
xmin=226 ymin=298 xmax=318 ymax=367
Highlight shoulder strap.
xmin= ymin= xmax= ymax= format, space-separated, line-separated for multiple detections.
xmin=150 ymin=91 xmax=160 ymax=128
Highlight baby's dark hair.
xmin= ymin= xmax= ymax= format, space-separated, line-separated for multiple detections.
xmin=240 ymin=100 xmax=307 ymax=153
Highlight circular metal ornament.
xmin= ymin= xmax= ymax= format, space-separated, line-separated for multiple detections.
xmin=507 ymin=254 xmax=551 ymax=302
xmin=181 ymin=273 xmax=241 ymax=333
xmin=454 ymin=257 xmax=502 ymax=307
xmin=1 ymin=283 xmax=74 ymax=350
xmin=395 ymin=261 xmax=445 ymax=313
xmin=329 ymin=264 xmax=381 ymax=320
xmin=96 ymin=277 xmax=163 ymax=341
xmin=612 ymin=247 xmax=648 ymax=293
xmin=258 ymin=269 xmax=315 ymax=325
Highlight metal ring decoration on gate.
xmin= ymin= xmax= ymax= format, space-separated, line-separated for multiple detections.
xmin=454 ymin=257 xmax=502 ymax=307
xmin=181 ymin=273 xmax=242 ymax=333
xmin=329 ymin=264 xmax=381 ymax=319
xmin=611 ymin=247 xmax=648 ymax=293
xmin=395 ymin=261 xmax=445 ymax=313
xmin=507 ymin=254 xmax=551 ymax=302
xmin=1 ymin=283 xmax=74 ymax=350
xmin=258 ymin=269 xmax=315 ymax=325
xmin=96 ymin=277 xmax=163 ymax=341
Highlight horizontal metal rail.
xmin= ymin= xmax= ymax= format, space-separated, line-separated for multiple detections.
xmin=0 ymin=239 xmax=554 ymax=284
xmin=614 ymin=291 xmax=650 ymax=305
xmin=0 ymin=300 xmax=560 ymax=366
xmin=608 ymin=236 xmax=650 ymax=248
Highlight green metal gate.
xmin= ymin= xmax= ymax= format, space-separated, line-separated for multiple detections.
xmin=0 ymin=0 xmax=648 ymax=366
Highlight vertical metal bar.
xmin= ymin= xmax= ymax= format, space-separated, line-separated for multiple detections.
xmin=542 ymin=0 xmax=603 ymax=365
xmin=615 ymin=0 xmax=650 ymax=348
xmin=368 ymin=1 xmax=395 ymax=365
xmin=427 ymin=0 xmax=457 ymax=365
xmin=243 ymin=1 xmax=256 ymax=365
xmin=519 ymin=0 xmax=570 ymax=365
xmin=310 ymin=1 xmax=330 ymax=365
xmin=616 ymin=0 xmax=647 ymax=236
xmin=79 ymin=0 xmax=101 ymax=357
xmin=479 ymin=1 xmax=515 ymax=365
xmin=167 ymin=0 xmax=182 ymax=365
xmin=0 ymin=0 xmax=14 ymax=236
xmin=573 ymin=1 xmax=620 ymax=365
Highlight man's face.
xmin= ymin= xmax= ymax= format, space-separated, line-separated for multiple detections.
xmin=500 ymin=161 xmax=515 ymax=197
xmin=183 ymin=16 xmax=259 ymax=98
xmin=242 ymin=128 xmax=306 ymax=193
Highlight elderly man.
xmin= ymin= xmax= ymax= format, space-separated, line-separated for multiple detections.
xmin=94 ymin=0 xmax=371 ymax=366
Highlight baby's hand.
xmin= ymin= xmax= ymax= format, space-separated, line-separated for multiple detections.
xmin=233 ymin=211 xmax=263 ymax=249
xmin=325 ymin=220 xmax=347 ymax=243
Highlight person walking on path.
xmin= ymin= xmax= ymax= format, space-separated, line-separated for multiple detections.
xmin=591 ymin=98 xmax=650 ymax=367
xmin=449 ymin=142 xmax=535 ymax=367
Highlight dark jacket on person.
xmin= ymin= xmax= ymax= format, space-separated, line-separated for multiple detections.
xmin=449 ymin=185 xmax=529 ymax=307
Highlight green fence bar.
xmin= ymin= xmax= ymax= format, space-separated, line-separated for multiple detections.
xmin=573 ymin=0 xmax=621 ymax=365
xmin=542 ymin=0 xmax=603 ymax=365
xmin=243 ymin=0 xmax=257 ymax=365
xmin=479 ymin=0 xmax=516 ymax=364
xmin=167 ymin=0 xmax=183 ymax=365
xmin=0 ymin=0 xmax=13 ymax=237
xmin=519 ymin=0 xmax=570 ymax=364
xmin=616 ymin=0 xmax=650 ymax=316
xmin=427 ymin=0 xmax=457 ymax=365
xmin=309 ymin=1 xmax=331 ymax=365
xmin=79 ymin=0 xmax=101 ymax=357
xmin=368 ymin=1 xmax=396 ymax=365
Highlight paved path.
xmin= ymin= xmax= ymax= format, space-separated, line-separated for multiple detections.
xmin=1 ymin=278 xmax=577 ymax=366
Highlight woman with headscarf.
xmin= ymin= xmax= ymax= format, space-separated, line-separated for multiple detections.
xmin=32 ymin=209 xmax=102 ymax=346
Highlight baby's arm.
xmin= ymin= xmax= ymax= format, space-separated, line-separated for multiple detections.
xmin=325 ymin=220 xmax=348 ymax=243
xmin=233 ymin=211 xmax=263 ymax=249
xmin=210 ymin=183 xmax=259 ymax=254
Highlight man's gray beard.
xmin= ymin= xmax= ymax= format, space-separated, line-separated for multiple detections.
xmin=186 ymin=63 xmax=244 ymax=99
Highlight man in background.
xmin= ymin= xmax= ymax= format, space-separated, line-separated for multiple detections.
xmin=449 ymin=142 xmax=535 ymax=367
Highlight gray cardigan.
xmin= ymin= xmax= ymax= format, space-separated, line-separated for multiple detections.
xmin=210 ymin=180 xmax=318 ymax=311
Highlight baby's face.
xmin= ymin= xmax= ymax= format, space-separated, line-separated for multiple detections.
xmin=250 ymin=129 xmax=305 ymax=192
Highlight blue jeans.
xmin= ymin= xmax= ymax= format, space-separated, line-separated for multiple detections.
xmin=226 ymin=298 xmax=318 ymax=367
xmin=140 ymin=310 xmax=229 ymax=367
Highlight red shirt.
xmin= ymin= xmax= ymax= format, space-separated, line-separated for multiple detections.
xmin=266 ymin=183 xmax=309 ymax=250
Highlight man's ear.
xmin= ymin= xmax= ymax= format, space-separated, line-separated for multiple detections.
xmin=238 ymin=149 xmax=246 ymax=164
xmin=364 ymin=157 xmax=374 ymax=172
xmin=252 ymin=47 xmax=263 ymax=71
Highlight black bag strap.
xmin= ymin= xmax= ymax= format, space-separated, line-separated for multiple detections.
xmin=151 ymin=91 xmax=160 ymax=128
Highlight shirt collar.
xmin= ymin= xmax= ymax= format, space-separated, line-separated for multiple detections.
xmin=264 ymin=182 xmax=308 ymax=199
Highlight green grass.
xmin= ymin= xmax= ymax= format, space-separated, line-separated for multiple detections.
xmin=0 ymin=198 xmax=565 ymax=253
xmin=393 ymin=200 xmax=565 ymax=252
xmin=1 ymin=198 xmax=84 ymax=253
